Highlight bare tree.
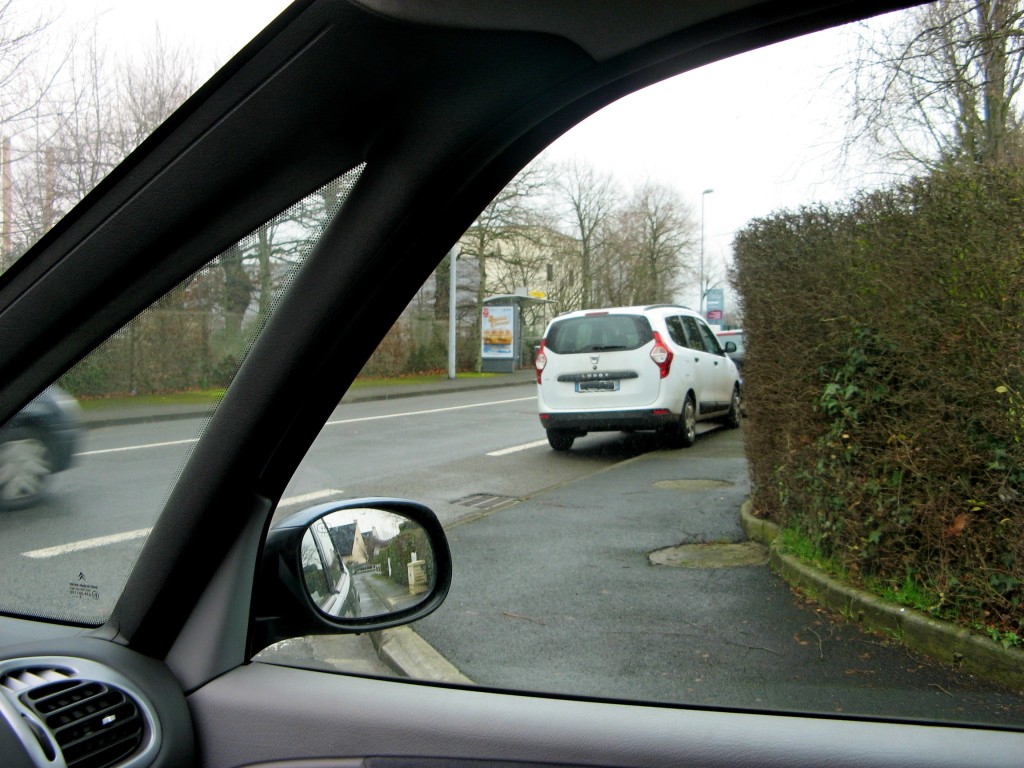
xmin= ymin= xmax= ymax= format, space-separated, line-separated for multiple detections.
xmin=460 ymin=160 xmax=551 ymax=307
xmin=113 ymin=27 xmax=198 ymax=156
xmin=4 ymin=24 xmax=201 ymax=262
xmin=847 ymin=0 xmax=1024 ymax=170
xmin=0 ymin=0 xmax=54 ymax=125
xmin=600 ymin=182 xmax=696 ymax=306
xmin=0 ymin=0 xmax=59 ymax=270
xmin=553 ymin=159 xmax=618 ymax=309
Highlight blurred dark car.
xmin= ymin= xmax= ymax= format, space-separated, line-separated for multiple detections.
xmin=0 ymin=386 xmax=82 ymax=509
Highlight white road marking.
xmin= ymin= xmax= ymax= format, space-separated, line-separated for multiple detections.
xmin=324 ymin=396 xmax=535 ymax=427
xmin=22 ymin=528 xmax=151 ymax=559
xmin=76 ymin=396 xmax=537 ymax=456
xmin=487 ymin=439 xmax=549 ymax=457
xmin=79 ymin=437 xmax=198 ymax=456
xmin=277 ymin=489 xmax=345 ymax=507
xmin=21 ymin=489 xmax=346 ymax=559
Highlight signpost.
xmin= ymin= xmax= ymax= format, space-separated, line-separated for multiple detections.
xmin=705 ymin=287 xmax=725 ymax=329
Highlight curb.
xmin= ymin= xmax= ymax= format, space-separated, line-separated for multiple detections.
xmin=740 ymin=501 xmax=1024 ymax=691
xmin=369 ymin=626 xmax=474 ymax=684
xmin=340 ymin=377 xmax=534 ymax=406
xmin=82 ymin=406 xmax=218 ymax=429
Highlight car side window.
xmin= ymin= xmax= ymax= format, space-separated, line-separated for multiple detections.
xmin=680 ymin=316 xmax=707 ymax=351
xmin=0 ymin=167 xmax=364 ymax=625
xmin=698 ymin=322 xmax=725 ymax=355
xmin=665 ymin=316 xmax=688 ymax=347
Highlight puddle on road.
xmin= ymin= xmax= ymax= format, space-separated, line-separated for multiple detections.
xmin=650 ymin=541 xmax=768 ymax=568
xmin=654 ymin=479 xmax=733 ymax=491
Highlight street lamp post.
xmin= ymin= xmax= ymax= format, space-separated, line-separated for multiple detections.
xmin=447 ymin=247 xmax=458 ymax=379
xmin=700 ymin=188 xmax=714 ymax=315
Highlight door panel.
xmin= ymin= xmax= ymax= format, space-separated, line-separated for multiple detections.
xmin=187 ymin=662 xmax=1019 ymax=768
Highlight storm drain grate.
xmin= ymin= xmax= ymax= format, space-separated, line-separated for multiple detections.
xmin=453 ymin=493 xmax=520 ymax=511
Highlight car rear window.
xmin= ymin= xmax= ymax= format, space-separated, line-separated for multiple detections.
xmin=545 ymin=314 xmax=653 ymax=354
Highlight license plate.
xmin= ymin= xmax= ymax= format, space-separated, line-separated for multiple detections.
xmin=576 ymin=380 xmax=619 ymax=393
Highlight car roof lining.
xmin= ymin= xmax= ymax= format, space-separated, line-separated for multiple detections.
xmin=352 ymin=0 xmax=882 ymax=61
xmin=352 ymin=0 xmax=763 ymax=60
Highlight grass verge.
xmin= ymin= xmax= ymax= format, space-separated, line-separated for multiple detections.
xmin=75 ymin=372 xmax=500 ymax=412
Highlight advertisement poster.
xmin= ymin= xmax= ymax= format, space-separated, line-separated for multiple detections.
xmin=481 ymin=306 xmax=515 ymax=359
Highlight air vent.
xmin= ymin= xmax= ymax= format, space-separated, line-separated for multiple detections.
xmin=22 ymin=679 xmax=144 ymax=768
xmin=0 ymin=665 xmax=75 ymax=694
xmin=0 ymin=656 xmax=159 ymax=768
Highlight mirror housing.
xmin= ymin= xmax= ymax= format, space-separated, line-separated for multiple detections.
xmin=724 ymin=341 xmax=737 ymax=353
xmin=250 ymin=497 xmax=451 ymax=656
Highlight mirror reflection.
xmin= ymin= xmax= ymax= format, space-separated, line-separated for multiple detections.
xmin=300 ymin=507 xmax=435 ymax=620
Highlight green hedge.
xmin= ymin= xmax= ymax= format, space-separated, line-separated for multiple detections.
xmin=733 ymin=167 xmax=1024 ymax=644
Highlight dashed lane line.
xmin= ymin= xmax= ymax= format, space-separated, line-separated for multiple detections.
xmin=486 ymin=439 xmax=549 ymax=457
xmin=77 ymin=397 xmax=536 ymax=456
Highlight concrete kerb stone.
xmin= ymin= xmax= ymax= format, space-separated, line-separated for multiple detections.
xmin=369 ymin=626 xmax=474 ymax=685
xmin=740 ymin=500 xmax=1024 ymax=691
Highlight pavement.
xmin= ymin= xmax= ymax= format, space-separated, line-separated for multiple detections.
xmin=80 ymin=368 xmax=1024 ymax=695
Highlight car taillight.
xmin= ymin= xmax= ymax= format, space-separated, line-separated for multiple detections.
xmin=650 ymin=332 xmax=673 ymax=378
xmin=535 ymin=340 xmax=547 ymax=384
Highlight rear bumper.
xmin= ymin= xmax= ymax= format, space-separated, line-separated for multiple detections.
xmin=539 ymin=409 xmax=678 ymax=433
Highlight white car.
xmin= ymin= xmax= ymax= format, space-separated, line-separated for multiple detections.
xmin=535 ymin=305 xmax=741 ymax=450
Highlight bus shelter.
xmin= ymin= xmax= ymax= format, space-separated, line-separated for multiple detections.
xmin=481 ymin=294 xmax=556 ymax=373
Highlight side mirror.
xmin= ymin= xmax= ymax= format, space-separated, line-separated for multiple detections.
xmin=251 ymin=497 xmax=451 ymax=655
xmin=724 ymin=341 xmax=737 ymax=353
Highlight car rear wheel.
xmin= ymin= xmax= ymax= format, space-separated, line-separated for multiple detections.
xmin=723 ymin=385 xmax=741 ymax=429
xmin=660 ymin=396 xmax=696 ymax=448
xmin=546 ymin=430 xmax=575 ymax=452
xmin=0 ymin=427 xmax=52 ymax=510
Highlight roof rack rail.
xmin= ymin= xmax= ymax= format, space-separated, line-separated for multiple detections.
xmin=643 ymin=303 xmax=693 ymax=312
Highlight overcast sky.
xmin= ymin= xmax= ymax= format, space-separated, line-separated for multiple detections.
xmin=36 ymin=1 xmax=905 ymax=309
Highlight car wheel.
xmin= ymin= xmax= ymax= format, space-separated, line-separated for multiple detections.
xmin=660 ymin=396 xmax=697 ymax=449
xmin=679 ymin=395 xmax=697 ymax=447
xmin=546 ymin=430 xmax=575 ymax=451
xmin=0 ymin=427 xmax=52 ymax=510
xmin=723 ymin=385 xmax=741 ymax=429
